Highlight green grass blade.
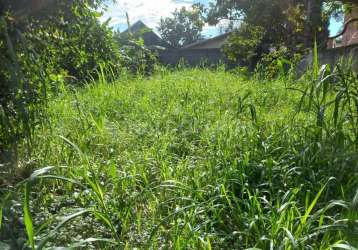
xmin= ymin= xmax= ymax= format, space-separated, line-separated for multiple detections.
xmin=0 ymin=193 xmax=11 ymax=231
xmin=207 ymin=237 xmax=212 ymax=250
xmin=296 ymin=179 xmax=333 ymax=237
xmin=313 ymin=39 xmax=319 ymax=81
xmin=37 ymin=209 xmax=91 ymax=250
xmin=92 ymin=211 xmax=119 ymax=241
xmin=302 ymin=185 xmax=324 ymax=224
xmin=51 ymin=238 xmax=118 ymax=249
xmin=282 ymin=227 xmax=297 ymax=248
xmin=23 ymin=182 xmax=35 ymax=250
xmin=59 ymin=135 xmax=88 ymax=164
xmin=330 ymin=243 xmax=357 ymax=250
xmin=0 ymin=204 xmax=3 ymax=230
xmin=16 ymin=166 xmax=56 ymax=186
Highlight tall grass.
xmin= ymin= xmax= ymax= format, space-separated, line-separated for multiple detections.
xmin=0 ymin=67 xmax=357 ymax=249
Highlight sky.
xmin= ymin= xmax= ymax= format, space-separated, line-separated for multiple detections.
xmin=101 ymin=0 xmax=224 ymax=37
xmin=101 ymin=0 xmax=343 ymax=38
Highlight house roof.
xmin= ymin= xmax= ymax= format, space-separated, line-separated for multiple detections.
xmin=181 ymin=33 xmax=231 ymax=49
xmin=122 ymin=20 xmax=172 ymax=48
xmin=123 ymin=20 xmax=149 ymax=34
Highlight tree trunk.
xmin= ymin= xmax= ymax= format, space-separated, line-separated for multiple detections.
xmin=304 ymin=0 xmax=328 ymax=48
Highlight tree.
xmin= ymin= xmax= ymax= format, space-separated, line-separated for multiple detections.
xmin=207 ymin=1 xmax=304 ymax=64
xmin=158 ymin=5 xmax=205 ymax=48
xmin=223 ymin=23 xmax=265 ymax=69
xmin=207 ymin=0 xmax=334 ymax=66
xmin=209 ymin=0 xmax=353 ymax=50
xmin=0 ymin=0 xmax=121 ymax=168
xmin=303 ymin=0 xmax=330 ymax=47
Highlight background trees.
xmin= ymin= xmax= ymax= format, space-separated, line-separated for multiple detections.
xmin=206 ymin=0 xmax=347 ymax=67
xmin=0 ymin=0 xmax=121 ymax=168
xmin=158 ymin=5 xmax=205 ymax=48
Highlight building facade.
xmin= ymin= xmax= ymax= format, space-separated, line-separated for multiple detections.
xmin=328 ymin=5 xmax=358 ymax=48
xmin=342 ymin=6 xmax=358 ymax=46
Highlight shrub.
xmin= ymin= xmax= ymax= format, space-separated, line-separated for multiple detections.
xmin=114 ymin=34 xmax=157 ymax=76
xmin=255 ymin=46 xmax=302 ymax=79
xmin=0 ymin=0 xmax=122 ymax=169
xmin=222 ymin=23 xmax=265 ymax=70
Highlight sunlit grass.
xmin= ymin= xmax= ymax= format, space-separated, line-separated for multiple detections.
xmin=1 ymin=68 xmax=357 ymax=249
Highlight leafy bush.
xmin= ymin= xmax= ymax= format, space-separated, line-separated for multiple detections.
xmin=255 ymin=46 xmax=302 ymax=79
xmin=0 ymin=0 xmax=122 ymax=169
xmin=114 ymin=32 xmax=157 ymax=76
xmin=222 ymin=23 xmax=265 ymax=69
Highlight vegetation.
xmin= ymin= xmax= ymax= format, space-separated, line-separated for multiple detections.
xmin=1 ymin=63 xmax=357 ymax=248
xmin=206 ymin=0 xmax=350 ymax=66
xmin=222 ymin=23 xmax=265 ymax=69
xmin=113 ymin=16 xmax=158 ymax=76
xmin=0 ymin=0 xmax=156 ymax=170
xmin=158 ymin=4 xmax=205 ymax=48
xmin=0 ymin=0 xmax=357 ymax=249
xmin=0 ymin=0 xmax=123 ymax=170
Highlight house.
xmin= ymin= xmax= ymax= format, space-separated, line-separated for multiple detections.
xmin=328 ymin=5 xmax=358 ymax=48
xmin=158 ymin=33 xmax=230 ymax=67
xmin=181 ymin=33 xmax=230 ymax=50
xmin=122 ymin=20 xmax=172 ymax=49
xmin=342 ymin=6 xmax=358 ymax=46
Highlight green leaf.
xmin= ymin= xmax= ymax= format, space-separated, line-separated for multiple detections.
xmin=17 ymin=166 xmax=56 ymax=186
xmin=48 ymin=238 xmax=117 ymax=250
xmin=312 ymin=39 xmax=319 ymax=81
xmin=296 ymin=178 xmax=334 ymax=237
xmin=0 ymin=193 xmax=11 ymax=231
xmin=38 ymin=209 xmax=91 ymax=250
xmin=206 ymin=237 xmax=212 ymax=250
xmin=282 ymin=227 xmax=297 ymax=248
xmin=330 ymin=243 xmax=357 ymax=250
xmin=0 ymin=205 xmax=3 ymax=230
xmin=24 ymin=182 xmax=35 ymax=250
xmin=92 ymin=211 xmax=119 ymax=240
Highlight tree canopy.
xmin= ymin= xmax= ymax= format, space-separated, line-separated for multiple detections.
xmin=208 ymin=0 xmax=354 ymax=48
xmin=0 ymin=0 xmax=121 ymax=164
xmin=158 ymin=5 xmax=205 ymax=48
xmin=206 ymin=0 xmax=347 ymax=66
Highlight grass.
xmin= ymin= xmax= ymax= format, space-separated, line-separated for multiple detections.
xmin=1 ymin=67 xmax=358 ymax=249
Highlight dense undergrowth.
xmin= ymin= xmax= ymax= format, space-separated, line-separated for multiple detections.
xmin=1 ymin=67 xmax=358 ymax=249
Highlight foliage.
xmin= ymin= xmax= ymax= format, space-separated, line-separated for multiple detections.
xmin=1 ymin=0 xmax=122 ymax=83
xmin=207 ymin=0 xmax=332 ymax=67
xmin=1 ymin=67 xmax=357 ymax=249
xmin=0 ymin=0 xmax=121 ymax=169
xmin=158 ymin=4 xmax=205 ymax=48
xmin=208 ymin=0 xmax=304 ymax=44
xmin=113 ymin=22 xmax=157 ymax=76
xmin=0 ymin=15 xmax=49 ymax=169
xmin=255 ymin=47 xmax=302 ymax=79
xmin=117 ymin=38 xmax=157 ymax=76
xmin=222 ymin=23 xmax=265 ymax=68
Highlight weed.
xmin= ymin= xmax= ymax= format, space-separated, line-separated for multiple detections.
xmin=1 ymin=68 xmax=357 ymax=249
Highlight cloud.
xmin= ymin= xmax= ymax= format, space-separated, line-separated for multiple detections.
xmin=101 ymin=0 xmax=194 ymax=31
xmin=101 ymin=0 xmax=341 ymax=39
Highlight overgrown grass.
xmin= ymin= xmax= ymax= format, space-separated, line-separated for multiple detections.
xmin=1 ymin=68 xmax=358 ymax=249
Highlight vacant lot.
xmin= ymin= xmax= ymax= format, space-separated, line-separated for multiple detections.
xmin=2 ymin=69 xmax=357 ymax=249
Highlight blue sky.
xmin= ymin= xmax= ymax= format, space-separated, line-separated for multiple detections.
xmin=102 ymin=0 xmax=343 ymax=38
xmin=330 ymin=17 xmax=342 ymax=36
